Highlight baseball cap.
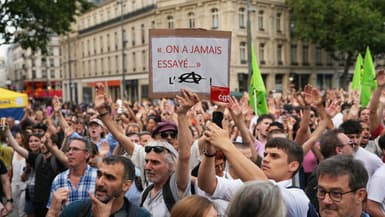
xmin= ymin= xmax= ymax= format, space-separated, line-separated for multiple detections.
xmin=88 ymin=118 xmax=104 ymax=128
xmin=151 ymin=121 xmax=177 ymax=137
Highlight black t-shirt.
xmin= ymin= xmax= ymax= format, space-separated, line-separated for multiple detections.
xmin=27 ymin=152 xmax=66 ymax=204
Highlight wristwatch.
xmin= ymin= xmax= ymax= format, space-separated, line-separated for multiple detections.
xmin=6 ymin=198 xmax=13 ymax=203
xmin=203 ymin=149 xmax=216 ymax=158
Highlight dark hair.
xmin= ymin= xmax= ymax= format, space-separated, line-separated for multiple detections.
xmin=268 ymin=121 xmax=284 ymax=131
xmin=256 ymin=114 xmax=275 ymax=125
xmin=103 ymin=155 xmax=135 ymax=181
xmin=339 ymin=119 xmax=362 ymax=134
xmin=316 ymin=155 xmax=368 ymax=191
xmin=319 ymin=129 xmax=344 ymax=159
xmin=265 ymin=137 xmax=303 ymax=174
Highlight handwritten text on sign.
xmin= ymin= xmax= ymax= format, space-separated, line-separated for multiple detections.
xmin=151 ymin=37 xmax=230 ymax=95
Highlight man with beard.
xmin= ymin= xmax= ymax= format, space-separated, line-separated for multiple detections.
xmin=94 ymin=84 xmax=199 ymax=216
xmin=316 ymin=155 xmax=369 ymax=217
xmin=46 ymin=156 xmax=151 ymax=217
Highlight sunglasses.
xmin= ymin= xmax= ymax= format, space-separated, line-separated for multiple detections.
xmin=145 ymin=146 xmax=168 ymax=154
xmin=160 ymin=131 xmax=177 ymax=139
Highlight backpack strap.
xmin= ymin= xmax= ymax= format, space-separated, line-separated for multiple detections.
xmin=49 ymin=156 xmax=59 ymax=174
xmin=140 ymin=184 xmax=154 ymax=207
xmin=140 ymin=177 xmax=175 ymax=212
xmin=162 ymin=177 xmax=175 ymax=212
xmin=34 ymin=154 xmax=44 ymax=169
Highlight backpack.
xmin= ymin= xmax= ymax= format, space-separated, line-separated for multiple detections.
xmin=287 ymin=186 xmax=319 ymax=217
xmin=140 ymin=177 xmax=195 ymax=212
xmin=34 ymin=154 xmax=59 ymax=174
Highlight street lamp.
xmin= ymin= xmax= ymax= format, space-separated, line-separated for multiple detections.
xmin=118 ymin=0 xmax=126 ymax=100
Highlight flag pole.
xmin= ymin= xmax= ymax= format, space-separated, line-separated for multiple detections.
xmin=254 ymin=89 xmax=258 ymax=115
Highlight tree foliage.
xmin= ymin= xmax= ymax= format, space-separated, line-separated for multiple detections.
xmin=0 ymin=0 xmax=94 ymax=53
xmin=287 ymin=0 xmax=385 ymax=88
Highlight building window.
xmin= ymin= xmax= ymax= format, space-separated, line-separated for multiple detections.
xmin=50 ymin=59 xmax=54 ymax=67
xmin=100 ymin=36 xmax=103 ymax=53
xmin=291 ymin=44 xmax=297 ymax=65
xmin=50 ymin=70 xmax=55 ymax=79
xmin=258 ymin=10 xmax=264 ymax=31
xmin=132 ymin=51 xmax=136 ymax=72
xmin=239 ymin=8 xmax=245 ymax=29
xmin=237 ymin=73 xmax=249 ymax=92
xmin=131 ymin=27 xmax=135 ymax=46
xmin=211 ymin=8 xmax=219 ymax=29
xmin=141 ymin=24 xmax=145 ymax=44
xmin=142 ymin=50 xmax=146 ymax=70
xmin=240 ymin=42 xmax=247 ymax=64
xmin=42 ymin=70 xmax=47 ymax=78
xmin=32 ymin=70 xmax=36 ymax=79
xmin=114 ymin=32 xmax=118 ymax=50
xmin=275 ymin=74 xmax=283 ymax=92
xmin=107 ymin=34 xmax=110 ymax=51
xmin=167 ymin=16 xmax=174 ymax=29
xmin=188 ymin=12 xmax=195 ymax=28
xmin=302 ymin=45 xmax=309 ymax=65
xmin=315 ymin=47 xmax=322 ymax=65
xmin=259 ymin=43 xmax=265 ymax=65
xmin=326 ymin=53 xmax=333 ymax=66
xmin=93 ymin=38 xmax=97 ymax=54
xmin=276 ymin=13 xmax=282 ymax=32
xmin=277 ymin=44 xmax=283 ymax=65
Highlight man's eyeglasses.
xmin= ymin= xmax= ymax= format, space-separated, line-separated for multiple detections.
xmin=67 ymin=146 xmax=87 ymax=153
xmin=160 ymin=131 xmax=177 ymax=139
xmin=145 ymin=146 xmax=169 ymax=154
xmin=316 ymin=188 xmax=357 ymax=202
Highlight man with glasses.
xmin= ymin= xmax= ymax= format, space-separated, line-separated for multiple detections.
xmin=316 ymin=155 xmax=369 ymax=217
xmin=151 ymin=121 xmax=178 ymax=148
xmin=47 ymin=137 xmax=97 ymax=209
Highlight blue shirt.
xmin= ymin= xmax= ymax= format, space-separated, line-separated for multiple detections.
xmin=46 ymin=165 xmax=97 ymax=208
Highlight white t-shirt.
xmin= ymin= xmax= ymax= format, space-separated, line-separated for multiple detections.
xmin=368 ymin=164 xmax=385 ymax=214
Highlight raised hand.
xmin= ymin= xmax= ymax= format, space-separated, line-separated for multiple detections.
xmin=377 ymin=69 xmax=385 ymax=87
xmin=175 ymin=89 xmax=200 ymax=114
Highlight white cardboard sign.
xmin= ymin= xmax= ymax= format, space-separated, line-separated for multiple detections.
xmin=149 ymin=29 xmax=231 ymax=98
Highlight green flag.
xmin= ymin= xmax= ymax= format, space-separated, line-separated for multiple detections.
xmin=249 ymin=43 xmax=268 ymax=115
xmin=361 ymin=47 xmax=377 ymax=107
xmin=351 ymin=53 xmax=363 ymax=90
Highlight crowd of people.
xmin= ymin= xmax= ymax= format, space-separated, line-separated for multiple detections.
xmin=0 ymin=70 xmax=385 ymax=217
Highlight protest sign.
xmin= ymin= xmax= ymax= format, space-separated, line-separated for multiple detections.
xmin=149 ymin=29 xmax=231 ymax=98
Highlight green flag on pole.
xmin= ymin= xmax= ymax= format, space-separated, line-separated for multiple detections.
xmin=249 ymin=43 xmax=268 ymax=115
xmin=361 ymin=47 xmax=377 ymax=107
xmin=351 ymin=53 xmax=363 ymax=90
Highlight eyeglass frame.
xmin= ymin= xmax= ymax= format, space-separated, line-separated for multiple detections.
xmin=160 ymin=131 xmax=177 ymax=139
xmin=316 ymin=187 xmax=360 ymax=202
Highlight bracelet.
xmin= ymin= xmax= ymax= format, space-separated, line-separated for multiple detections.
xmin=203 ymin=149 xmax=216 ymax=158
xmin=6 ymin=198 xmax=13 ymax=203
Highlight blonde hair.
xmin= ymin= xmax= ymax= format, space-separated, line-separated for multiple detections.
xmin=171 ymin=195 xmax=216 ymax=217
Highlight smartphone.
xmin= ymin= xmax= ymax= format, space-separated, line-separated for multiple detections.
xmin=212 ymin=111 xmax=223 ymax=128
